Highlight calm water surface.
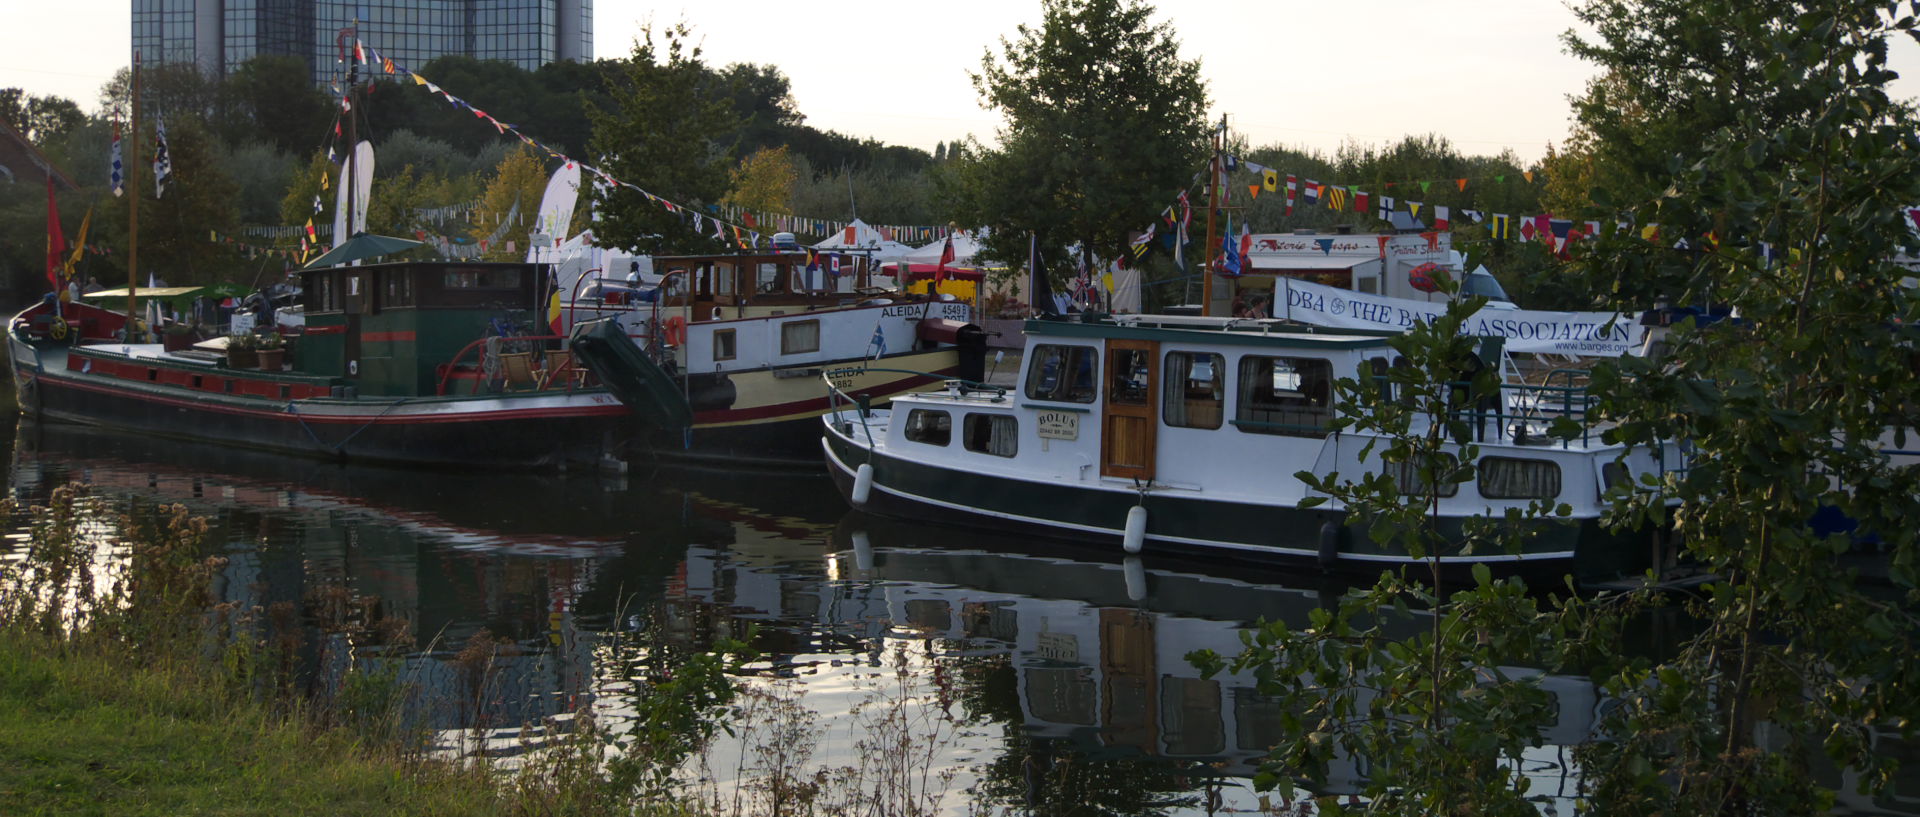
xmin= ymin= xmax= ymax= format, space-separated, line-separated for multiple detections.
xmin=3 ymin=416 xmax=1910 ymax=816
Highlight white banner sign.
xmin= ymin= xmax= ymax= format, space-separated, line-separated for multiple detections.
xmin=1278 ymin=278 xmax=1644 ymax=357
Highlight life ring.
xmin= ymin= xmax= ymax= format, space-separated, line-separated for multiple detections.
xmin=48 ymin=316 xmax=68 ymax=340
xmin=662 ymin=315 xmax=688 ymax=346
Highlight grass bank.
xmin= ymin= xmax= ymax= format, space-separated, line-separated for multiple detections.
xmin=0 ymin=488 xmax=721 ymax=817
xmin=0 ymin=631 xmax=503 ymax=817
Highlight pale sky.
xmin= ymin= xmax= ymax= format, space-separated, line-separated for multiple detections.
xmin=6 ymin=1 xmax=1920 ymax=165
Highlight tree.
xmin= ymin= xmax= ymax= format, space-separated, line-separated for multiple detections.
xmin=100 ymin=63 xmax=219 ymax=124
xmin=720 ymin=63 xmax=803 ymax=157
xmin=1559 ymin=1 xmax=1920 ymax=810
xmin=216 ymin=56 xmax=333 ymax=155
xmin=104 ymin=116 xmax=240 ymax=284
xmin=1204 ymin=3 xmax=1920 ymax=814
xmin=471 ymin=147 xmax=548 ymax=260
xmin=722 ymin=146 xmax=796 ymax=214
xmin=948 ymin=0 xmax=1208 ymax=280
xmin=588 ymin=23 xmax=736 ymax=255
xmin=0 ymin=89 xmax=85 ymax=145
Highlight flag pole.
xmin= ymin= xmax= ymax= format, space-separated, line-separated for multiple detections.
xmin=128 ymin=51 xmax=140 ymax=331
xmin=1200 ymin=115 xmax=1224 ymax=317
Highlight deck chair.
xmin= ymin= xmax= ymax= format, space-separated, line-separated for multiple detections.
xmin=498 ymin=351 xmax=539 ymax=391
xmin=539 ymin=349 xmax=585 ymax=390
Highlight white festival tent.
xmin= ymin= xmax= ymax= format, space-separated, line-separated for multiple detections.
xmin=903 ymin=231 xmax=987 ymax=267
xmin=812 ymin=218 xmax=914 ymax=262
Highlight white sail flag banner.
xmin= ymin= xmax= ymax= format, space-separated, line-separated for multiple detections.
xmin=1278 ymin=277 xmax=1645 ymax=357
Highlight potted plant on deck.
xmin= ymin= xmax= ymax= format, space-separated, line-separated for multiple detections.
xmin=226 ymin=332 xmax=258 ymax=369
xmin=255 ymin=332 xmax=286 ymax=371
xmin=162 ymin=322 xmax=196 ymax=352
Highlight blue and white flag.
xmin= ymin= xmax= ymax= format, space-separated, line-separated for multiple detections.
xmin=1218 ymin=215 xmax=1243 ymax=276
xmin=152 ymin=117 xmax=173 ymax=199
xmin=868 ymin=323 xmax=886 ymax=359
xmin=110 ymin=124 xmax=124 ymax=197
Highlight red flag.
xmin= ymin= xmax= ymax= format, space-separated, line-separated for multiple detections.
xmin=45 ymin=176 xmax=65 ymax=293
xmin=933 ymin=234 xmax=955 ymax=289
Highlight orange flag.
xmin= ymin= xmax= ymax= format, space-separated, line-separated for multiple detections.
xmin=1456 ymin=178 xmax=1468 ymax=192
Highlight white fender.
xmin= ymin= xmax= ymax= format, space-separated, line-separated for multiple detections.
xmin=851 ymin=463 xmax=875 ymax=505
xmin=851 ymin=530 xmax=874 ymax=571
xmin=1123 ymin=505 xmax=1147 ymax=554
xmin=1123 ymin=556 xmax=1146 ymax=601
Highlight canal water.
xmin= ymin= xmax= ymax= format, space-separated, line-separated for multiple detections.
xmin=2 ymin=415 xmax=1908 ymax=815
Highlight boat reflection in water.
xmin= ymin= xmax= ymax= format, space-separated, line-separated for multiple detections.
xmin=11 ymin=422 xmax=1906 ymax=813
xmin=685 ymin=510 xmax=1609 ymax=812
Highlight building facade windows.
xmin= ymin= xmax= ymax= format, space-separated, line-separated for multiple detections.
xmin=132 ymin=0 xmax=591 ymax=87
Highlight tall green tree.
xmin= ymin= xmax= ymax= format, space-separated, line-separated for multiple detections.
xmin=588 ymin=23 xmax=736 ymax=255
xmin=947 ymin=0 xmax=1208 ymax=279
xmin=216 ymin=56 xmax=333 ymax=155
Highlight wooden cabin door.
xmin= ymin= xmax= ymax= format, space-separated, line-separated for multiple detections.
xmin=1100 ymin=339 xmax=1158 ymax=480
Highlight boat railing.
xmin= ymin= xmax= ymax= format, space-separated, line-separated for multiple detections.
xmin=1447 ymin=374 xmax=1598 ymax=448
xmin=821 ymin=365 xmax=1006 ymax=448
xmin=436 ymin=332 xmax=590 ymax=395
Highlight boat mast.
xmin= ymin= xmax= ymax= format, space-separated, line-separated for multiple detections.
xmin=127 ymin=52 xmax=140 ymax=326
xmin=1200 ymin=115 xmax=1225 ymax=316
xmin=340 ymin=24 xmax=358 ymax=248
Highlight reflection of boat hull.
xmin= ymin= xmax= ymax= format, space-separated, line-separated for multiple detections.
xmin=10 ymin=337 xmax=633 ymax=469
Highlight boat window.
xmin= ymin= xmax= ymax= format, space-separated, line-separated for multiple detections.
xmin=713 ymin=329 xmax=737 ymax=361
xmin=963 ymin=413 xmax=1018 ymax=457
xmin=1024 ymin=344 xmax=1098 ymax=404
xmin=904 ymin=409 xmax=952 ymax=446
xmin=1601 ymin=461 xmax=1627 ymax=495
xmin=1479 ymin=457 xmax=1562 ymax=499
xmin=780 ymin=320 xmax=820 ymax=354
xmin=1365 ymin=356 xmax=1393 ymax=402
xmin=1234 ymin=356 xmax=1333 ymax=437
xmin=442 ymin=267 xmax=521 ymax=289
xmin=714 ymin=262 xmax=737 ymax=296
xmin=1163 ymin=351 xmax=1224 ymax=429
xmin=757 ymin=263 xmax=783 ymax=294
xmin=312 ymin=273 xmax=338 ymax=312
xmin=384 ymin=269 xmax=413 ymax=307
xmin=1108 ymin=347 xmax=1152 ymax=406
xmin=1392 ymin=454 xmax=1461 ymax=498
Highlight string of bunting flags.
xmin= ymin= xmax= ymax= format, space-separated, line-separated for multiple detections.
xmin=318 ymin=36 xmax=955 ymax=251
xmin=1123 ymin=156 xmax=1648 ymax=265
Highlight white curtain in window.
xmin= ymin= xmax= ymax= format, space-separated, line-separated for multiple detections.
xmin=1163 ymin=352 xmax=1192 ymax=427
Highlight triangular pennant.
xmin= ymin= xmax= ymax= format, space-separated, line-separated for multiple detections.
xmin=1456 ymin=178 xmax=1467 ymax=192
xmin=1248 ymin=184 xmax=1261 ymax=199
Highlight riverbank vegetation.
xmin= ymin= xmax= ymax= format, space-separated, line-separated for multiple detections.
xmin=1198 ymin=2 xmax=1920 ymax=814
xmin=0 ymin=487 xmax=767 ymax=816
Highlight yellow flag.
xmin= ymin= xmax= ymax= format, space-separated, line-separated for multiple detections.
xmin=64 ymin=205 xmax=92 ymax=277
xmin=1262 ymin=169 xmax=1278 ymax=192
xmin=411 ymin=72 xmax=427 ymax=86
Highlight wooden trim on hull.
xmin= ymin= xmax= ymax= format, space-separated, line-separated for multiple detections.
xmin=822 ymin=428 xmax=1643 ymax=583
xmin=641 ymin=351 xmax=965 ymax=467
